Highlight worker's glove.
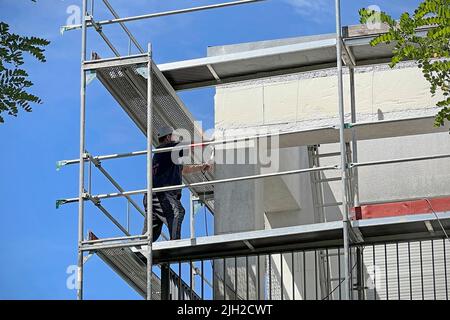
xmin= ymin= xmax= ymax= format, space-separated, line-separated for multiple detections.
xmin=201 ymin=163 xmax=214 ymax=173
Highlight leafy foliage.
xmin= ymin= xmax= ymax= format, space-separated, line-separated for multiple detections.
xmin=360 ymin=0 xmax=450 ymax=127
xmin=0 ymin=21 xmax=50 ymax=123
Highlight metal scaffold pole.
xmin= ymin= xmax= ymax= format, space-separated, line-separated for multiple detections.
xmin=335 ymin=0 xmax=351 ymax=300
xmin=146 ymin=43 xmax=154 ymax=300
xmin=349 ymin=67 xmax=359 ymax=208
xmin=77 ymin=0 xmax=88 ymax=301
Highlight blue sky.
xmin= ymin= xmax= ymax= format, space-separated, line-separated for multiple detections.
xmin=0 ymin=0 xmax=422 ymax=300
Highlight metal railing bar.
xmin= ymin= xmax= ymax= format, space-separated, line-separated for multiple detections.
xmin=201 ymin=260 xmax=204 ymax=300
xmin=281 ymin=253 xmax=284 ymax=300
xmin=235 ymin=256 xmax=238 ymax=300
xmin=315 ymin=250 xmax=318 ymax=300
xmin=189 ymin=260 xmax=193 ymax=300
xmin=82 ymin=234 xmax=146 ymax=244
xmin=59 ymin=126 xmax=338 ymax=165
xmin=351 ymin=153 xmax=450 ymax=168
xmin=269 ymin=254 xmax=272 ymax=300
xmin=178 ymin=262 xmax=182 ymax=300
xmin=371 ymin=246 xmax=376 ymax=300
xmin=87 ymin=154 xmax=146 ymax=217
xmin=62 ymin=0 xmax=267 ymax=31
xmin=257 ymin=254 xmax=261 ymax=300
xmin=384 ymin=244 xmax=388 ymax=300
xmin=420 ymin=241 xmax=424 ymax=300
xmin=88 ymin=15 xmax=121 ymax=57
xmin=338 ymin=247 xmax=341 ymax=300
xmin=223 ymin=258 xmax=226 ymax=300
xmin=303 ymin=251 xmax=307 ymax=300
xmin=87 ymin=194 xmax=130 ymax=236
xmin=80 ymin=239 xmax=148 ymax=251
xmin=59 ymin=165 xmax=337 ymax=204
xmin=432 ymin=240 xmax=436 ymax=300
xmin=444 ymin=239 xmax=448 ymax=300
xmin=246 ymin=255 xmax=249 ymax=300
xmin=101 ymin=0 xmax=145 ymax=53
xmin=408 ymin=241 xmax=412 ymax=300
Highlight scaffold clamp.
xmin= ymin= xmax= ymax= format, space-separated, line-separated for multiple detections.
xmin=56 ymin=160 xmax=68 ymax=171
xmin=56 ymin=199 xmax=67 ymax=209
xmin=344 ymin=123 xmax=353 ymax=129
xmin=86 ymin=71 xmax=97 ymax=85
xmin=136 ymin=66 xmax=149 ymax=79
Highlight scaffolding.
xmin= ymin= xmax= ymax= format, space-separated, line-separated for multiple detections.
xmin=57 ymin=0 xmax=450 ymax=300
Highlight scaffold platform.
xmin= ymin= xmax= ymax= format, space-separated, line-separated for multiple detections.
xmin=90 ymin=232 xmax=200 ymax=300
xmin=89 ymin=211 xmax=450 ymax=294
xmin=158 ymin=28 xmax=431 ymax=91
xmin=60 ymin=0 xmax=450 ymax=300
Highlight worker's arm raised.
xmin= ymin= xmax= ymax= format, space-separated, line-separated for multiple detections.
xmin=182 ymin=163 xmax=213 ymax=175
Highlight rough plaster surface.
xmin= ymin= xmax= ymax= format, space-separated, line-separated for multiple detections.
xmin=214 ymin=61 xmax=449 ymax=229
xmin=213 ymin=60 xmax=450 ymax=299
xmin=215 ymin=61 xmax=443 ymax=130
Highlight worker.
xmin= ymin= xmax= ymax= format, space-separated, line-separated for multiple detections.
xmin=142 ymin=126 xmax=212 ymax=241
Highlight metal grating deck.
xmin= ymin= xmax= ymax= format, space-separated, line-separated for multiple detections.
xmin=92 ymin=53 xmax=215 ymax=211
xmin=150 ymin=212 xmax=450 ymax=264
xmin=95 ymin=245 xmax=160 ymax=299
xmin=95 ymin=242 xmax=201 ymax=299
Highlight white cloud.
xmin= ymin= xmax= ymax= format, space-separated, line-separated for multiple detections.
xmin=284 ymin=0 xmax=332 ymax=21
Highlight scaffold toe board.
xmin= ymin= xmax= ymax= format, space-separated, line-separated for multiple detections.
xmin=148 ymin=212 xmax=450 ymax=264
xmin=90 ymin=52 xmax=215 ymax=212
xmin=93 ymin=236 xmax=201 ymax=299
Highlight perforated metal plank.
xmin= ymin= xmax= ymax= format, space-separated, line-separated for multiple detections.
xmin=92 ymin=52 xmax=215 ymax=213
xmin=95 ymin=245 xmax=201 ymax=299
xmin=96 ymin=246 xmax=161 ymax=299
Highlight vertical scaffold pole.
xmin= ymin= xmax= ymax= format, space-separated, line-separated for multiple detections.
xmin=335 ymin=0 xmax=351 ymax=300
xmin=190 ymin=192 xmax=195 ymax=240
xmin=350 ymin=67 xmax=363 ymax=300
xmin=146 ymin=43 xmax=154 ymax=300
xmin=349 ymin=67 xmax=359 ymax=208
xmin=77 ymin=0 xmax=88 ymax=301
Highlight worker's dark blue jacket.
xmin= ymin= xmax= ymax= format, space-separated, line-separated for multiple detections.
xmin=152 ymin=141 xmax=183 ymax=192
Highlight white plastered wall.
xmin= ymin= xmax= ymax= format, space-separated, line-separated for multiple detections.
xmin=214 ymin=61 xmax=450 ymax=299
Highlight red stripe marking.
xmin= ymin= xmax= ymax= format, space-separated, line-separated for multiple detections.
xmin=351 ymin=196 xmax=450 ymax=220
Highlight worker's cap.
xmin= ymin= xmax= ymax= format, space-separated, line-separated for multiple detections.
xmin=157 ymin=126 xmax=174 ymax=139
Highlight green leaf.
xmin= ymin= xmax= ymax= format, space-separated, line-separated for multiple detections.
xmin=0 ymin=21 xmax=49 ymax=123
xmin=360 ymin=0 xmax=450 ymax=128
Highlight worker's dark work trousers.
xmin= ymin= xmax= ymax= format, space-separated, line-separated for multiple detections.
xmin=142 ymin=191 xmax=185 ymax=241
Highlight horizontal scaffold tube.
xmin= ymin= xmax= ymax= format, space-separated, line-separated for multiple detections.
xmin=86 ymin=154 xmax=146 ymax=217
xmin=62 ymin=0 xmax=267 ymax=31
xmin=350 ymin=153 xmax=450 ymax=168
xmin=60 ymin=165 xmax=338 ymax=205
xmin=81 ymin=240 xmax=149 ymax=251
xmin=82 ymin=234 xmax=147 ymax=245
xmin=58 ymin=126 xmax=337 ymax=166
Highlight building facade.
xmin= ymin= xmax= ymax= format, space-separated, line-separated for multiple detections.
xmin=211 ymin=34 xmax=450 ymax=299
